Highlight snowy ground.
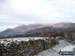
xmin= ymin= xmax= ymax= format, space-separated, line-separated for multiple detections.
xmin=34 ymin=40 xmax=75 ymax=56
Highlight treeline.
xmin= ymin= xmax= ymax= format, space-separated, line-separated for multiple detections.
xmin=2 ymin=27 xmax=75 ymax=43
xmin=7 ymin=31 xmax=63 ymax=38
xmin=14 ymin=27 xmax=75 ymax=42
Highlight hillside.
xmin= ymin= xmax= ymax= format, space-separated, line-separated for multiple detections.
xmin=0 ymin=22 xmax=75 ymax=37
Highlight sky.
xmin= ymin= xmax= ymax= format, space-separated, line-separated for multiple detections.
xmin=0 ymin=0 xmax=75 ymax=32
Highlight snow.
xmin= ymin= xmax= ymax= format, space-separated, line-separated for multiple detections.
xmin=0 ymin=37 xmax=48 ymax=45
xmin=1 ymin=37 xmax=75 ymax=56
xmin=0 ymin=37 xmax=46 ymax=42
xmin=34 ymin=40 xmax=75 ymax=56
xmin=60 ymin=45 xmax=75 ymax=51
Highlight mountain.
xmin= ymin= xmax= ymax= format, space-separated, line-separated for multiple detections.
xmin=26 ymin=27 xmax=54 ymax=34
xmin=0 ymin=22 xmax=75 ymax=37
xmin=26 ymin=26 xmax=65 ymax=34
xmin=0 ymin=24 xmax=48 ymax=36
xmin=0 ymin=28 xmax=13 ymax=36
xmin=53 ymin=22 xmax=75 ymax=28
xmin=13 ymin=24 xmax=46 ymax=32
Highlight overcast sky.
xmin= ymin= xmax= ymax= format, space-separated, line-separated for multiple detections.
xmin=0 ymin=0 xmax=75 ymax=32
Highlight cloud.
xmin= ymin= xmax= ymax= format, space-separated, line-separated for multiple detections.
xmin=9 ymin=0 xmax=75 ymax=20
xmin=0 ymin=0 xmax=75 ymax=31
xmin=51 ymin=0 xmax=75 ymax=16
xmin=9 ymin=0 xmax=62 ymax=18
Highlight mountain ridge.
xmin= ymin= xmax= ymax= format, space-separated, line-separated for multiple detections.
xmin=0 ymin=22 xmax=75 ymax=37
